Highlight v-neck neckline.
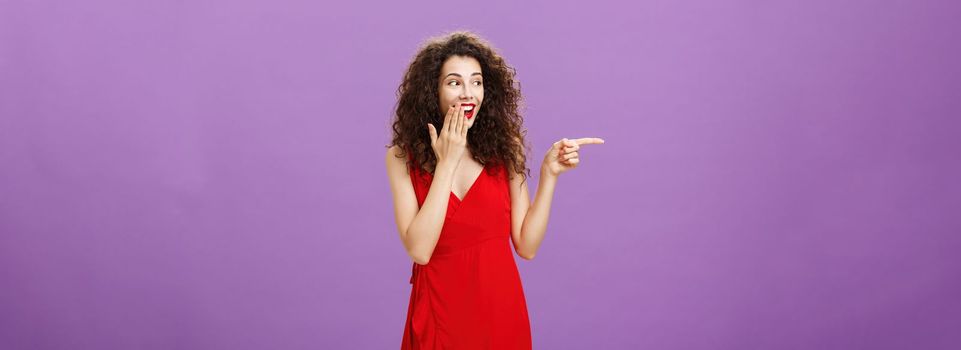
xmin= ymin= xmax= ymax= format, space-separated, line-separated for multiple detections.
xmin=451 ymin=163 xmax=487 ymax=203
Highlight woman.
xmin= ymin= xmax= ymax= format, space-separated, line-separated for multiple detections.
xmin=385 ymin=31 xmax=604 ymax=349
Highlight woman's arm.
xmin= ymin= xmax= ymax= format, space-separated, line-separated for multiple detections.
xmin=509 ymin=137 xmax=605 ymax=260
xmin=386 ymin=146 xmax=458 ymax=265
xmin=508 ymin=166 xmax=557 ymax=260
xmin=386 ymin=104 xmax=469 ymax=265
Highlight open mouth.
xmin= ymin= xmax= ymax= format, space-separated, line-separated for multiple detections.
xmin=462 ymin=104 xmax=476 ymax=119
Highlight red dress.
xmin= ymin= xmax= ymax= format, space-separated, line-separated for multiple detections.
xmin=401 ymin=156 xmax=533 ymax=349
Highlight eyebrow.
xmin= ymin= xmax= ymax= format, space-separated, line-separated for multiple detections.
xmin=443 ymin=72 xmax=483 ymax=79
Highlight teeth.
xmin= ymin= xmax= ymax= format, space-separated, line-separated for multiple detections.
xmin=463 ymin=106 xmax=474 ymax=111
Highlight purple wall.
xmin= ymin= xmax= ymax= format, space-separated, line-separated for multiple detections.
xmin=2 ymin=0 xmax=960 ymax=349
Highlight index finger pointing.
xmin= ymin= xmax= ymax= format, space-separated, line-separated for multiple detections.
xmin=574 ymin=137 xmax=605 ymax=145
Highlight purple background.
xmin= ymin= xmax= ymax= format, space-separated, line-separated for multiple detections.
xmin=2 ymin=0 xmax=960 ymax=349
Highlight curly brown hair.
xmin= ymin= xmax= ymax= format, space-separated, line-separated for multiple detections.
xmin=388 ymin=30 xmax=531 ymax=184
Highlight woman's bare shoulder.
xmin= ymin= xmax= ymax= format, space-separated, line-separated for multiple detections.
xmin=386 ymin=145 xmax=402 ymax=158
xmin=385 ymin=145 xmax=410 ymax=174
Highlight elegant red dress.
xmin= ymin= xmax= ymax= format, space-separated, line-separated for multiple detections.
xmin=401 ymin=155 xmax=533 ymax=349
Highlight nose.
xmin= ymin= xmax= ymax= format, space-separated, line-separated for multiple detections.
xmin=459 ymin=88 xmax=475 ymax=100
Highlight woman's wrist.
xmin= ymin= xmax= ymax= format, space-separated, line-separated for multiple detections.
xmin=540 ymin=163 xmax=558 ymax=180
xmin=436 ymin=158 xmax=459 ymax=175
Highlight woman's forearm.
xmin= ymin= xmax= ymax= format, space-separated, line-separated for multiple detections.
xmin=403 ymin=160 xmax=457 ymax=265
xmin=518 ymin=165 xmax=558 ymax=259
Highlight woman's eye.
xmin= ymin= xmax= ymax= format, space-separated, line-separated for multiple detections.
xmin=473 ymin=81 xmax=483 ymax=86
xmin=448 ymin=81 xmax=459 ymax=86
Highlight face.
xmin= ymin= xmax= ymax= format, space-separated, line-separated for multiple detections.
xmin=438 ymin=55 xmax=484 ymax=129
